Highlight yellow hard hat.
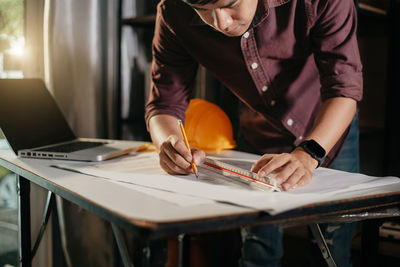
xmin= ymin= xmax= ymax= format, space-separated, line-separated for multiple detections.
xmin=185 ymin=99 xmax=236 ymax=153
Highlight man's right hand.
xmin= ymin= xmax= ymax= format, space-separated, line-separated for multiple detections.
xmin=158 ymin=134 xmax=205 ymax=175
xmin=148 ymin=114 xmax=205 ymax=175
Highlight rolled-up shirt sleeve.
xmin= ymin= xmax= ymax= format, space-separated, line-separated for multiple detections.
xmin=145 ymin=3 xmax=199 ymax=129
xmin=310 ymin=0 xmax=363 ymax=101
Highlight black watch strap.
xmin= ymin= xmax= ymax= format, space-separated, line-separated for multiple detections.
xmin=297 ymin=140 xmax=326 ymax=168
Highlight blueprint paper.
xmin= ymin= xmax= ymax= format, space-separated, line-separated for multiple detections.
xmin=51 ymin=152 xmax=400 ymax=215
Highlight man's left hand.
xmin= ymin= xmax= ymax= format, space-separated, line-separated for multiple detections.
xmin=251 ymin=149 xmax=318 ymax=191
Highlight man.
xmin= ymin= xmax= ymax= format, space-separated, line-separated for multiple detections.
xmin=145 ymin=0 xmax=363 ymax=266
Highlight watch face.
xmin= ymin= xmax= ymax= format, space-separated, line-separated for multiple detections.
xmin=306 ymin=140 xmax=326 ymax=158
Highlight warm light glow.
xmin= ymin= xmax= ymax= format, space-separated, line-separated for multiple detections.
xmin=6 ymin=37 xmax=25 ymax=56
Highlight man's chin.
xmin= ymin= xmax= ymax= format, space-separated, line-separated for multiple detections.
xmin=220 ymin=25 xmax=248 ymax=37
xmin=221 ymin=29 xmax=245 ymax=37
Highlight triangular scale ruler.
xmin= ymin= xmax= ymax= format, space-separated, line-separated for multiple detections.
xmin=201 ymin=157 xmax=281 ymax=192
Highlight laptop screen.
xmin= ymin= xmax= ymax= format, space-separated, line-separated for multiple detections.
xmin=0 ymin=79 xmax=76 ymax=152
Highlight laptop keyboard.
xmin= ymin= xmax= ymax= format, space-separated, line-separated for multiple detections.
xmin=35 ymin=141 xmax=107 ymax=153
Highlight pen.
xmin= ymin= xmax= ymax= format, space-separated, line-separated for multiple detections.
xmin=177 ymin=120 xmax=199 ymax=178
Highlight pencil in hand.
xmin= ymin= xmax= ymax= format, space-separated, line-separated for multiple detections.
xmin=177 ymin=120 xmax=199 ymax=178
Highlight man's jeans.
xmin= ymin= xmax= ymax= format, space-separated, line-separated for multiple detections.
xmin=240 ymin=113 xmax=360 ymax=267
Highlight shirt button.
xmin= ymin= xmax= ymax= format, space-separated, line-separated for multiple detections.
xmin=251 ymin=62 xmax=258 ymax=69
xmin=270 ymin=100 xmax=276 ymax=106
xmin=261 ymin=85 xmax=268 ymax=92
xmin=287 ymin=119 xmax=293 ymax=126
xmin=243 ymin=32 xmax=250 ymax=38
xmin=299 ymin=136 xmax=303 ymax=140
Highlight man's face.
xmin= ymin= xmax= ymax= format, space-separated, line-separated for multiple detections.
xmin=190 ymin=0 xmax=259 ymax=37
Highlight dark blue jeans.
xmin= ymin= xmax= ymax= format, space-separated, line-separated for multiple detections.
xmin=240 ymin=113 xmax=360 ymax=267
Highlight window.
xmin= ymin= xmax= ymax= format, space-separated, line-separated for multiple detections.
xmin=0 ymin=0 xmax=24 ymax=78
xmin=0 ymin=1 xmax=23 ymax=265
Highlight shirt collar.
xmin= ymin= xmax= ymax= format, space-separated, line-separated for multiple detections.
xmin=190 ymin=0 xmax=291 ymax=26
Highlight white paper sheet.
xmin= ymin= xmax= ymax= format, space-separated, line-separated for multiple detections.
xmin=51 ymin=152 xmax=400 ymax=215
xmin=107 ymin=179 xmax=215 ymax=207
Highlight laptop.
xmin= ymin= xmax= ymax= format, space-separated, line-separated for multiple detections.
xmin=0 ymin=79 xmax=139 ymax=161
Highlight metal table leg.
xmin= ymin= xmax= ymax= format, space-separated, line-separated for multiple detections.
xmin=309 ymin=223 xmax=337 ymax=267
xmin=17 ymin=176 xmax=56 ymax=267
xmin=17 ymin=175 xmax=31 ymax=267
xmin=177 ymin=233 xmax=186 ymax=267
xmin=112 ymin=222 xmax=134 ymax=267
xmin=31 ymin=191 xmax=54 ymax=258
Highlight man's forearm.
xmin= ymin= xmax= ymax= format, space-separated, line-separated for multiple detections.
xmin=303 ymin=97 xmax=357 ymax=154
xmin=148 ymin=114 xmax=183 ymax=150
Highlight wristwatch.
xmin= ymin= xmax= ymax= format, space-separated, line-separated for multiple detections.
xmin=297 ymin=139 xmax=326 ymax=168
